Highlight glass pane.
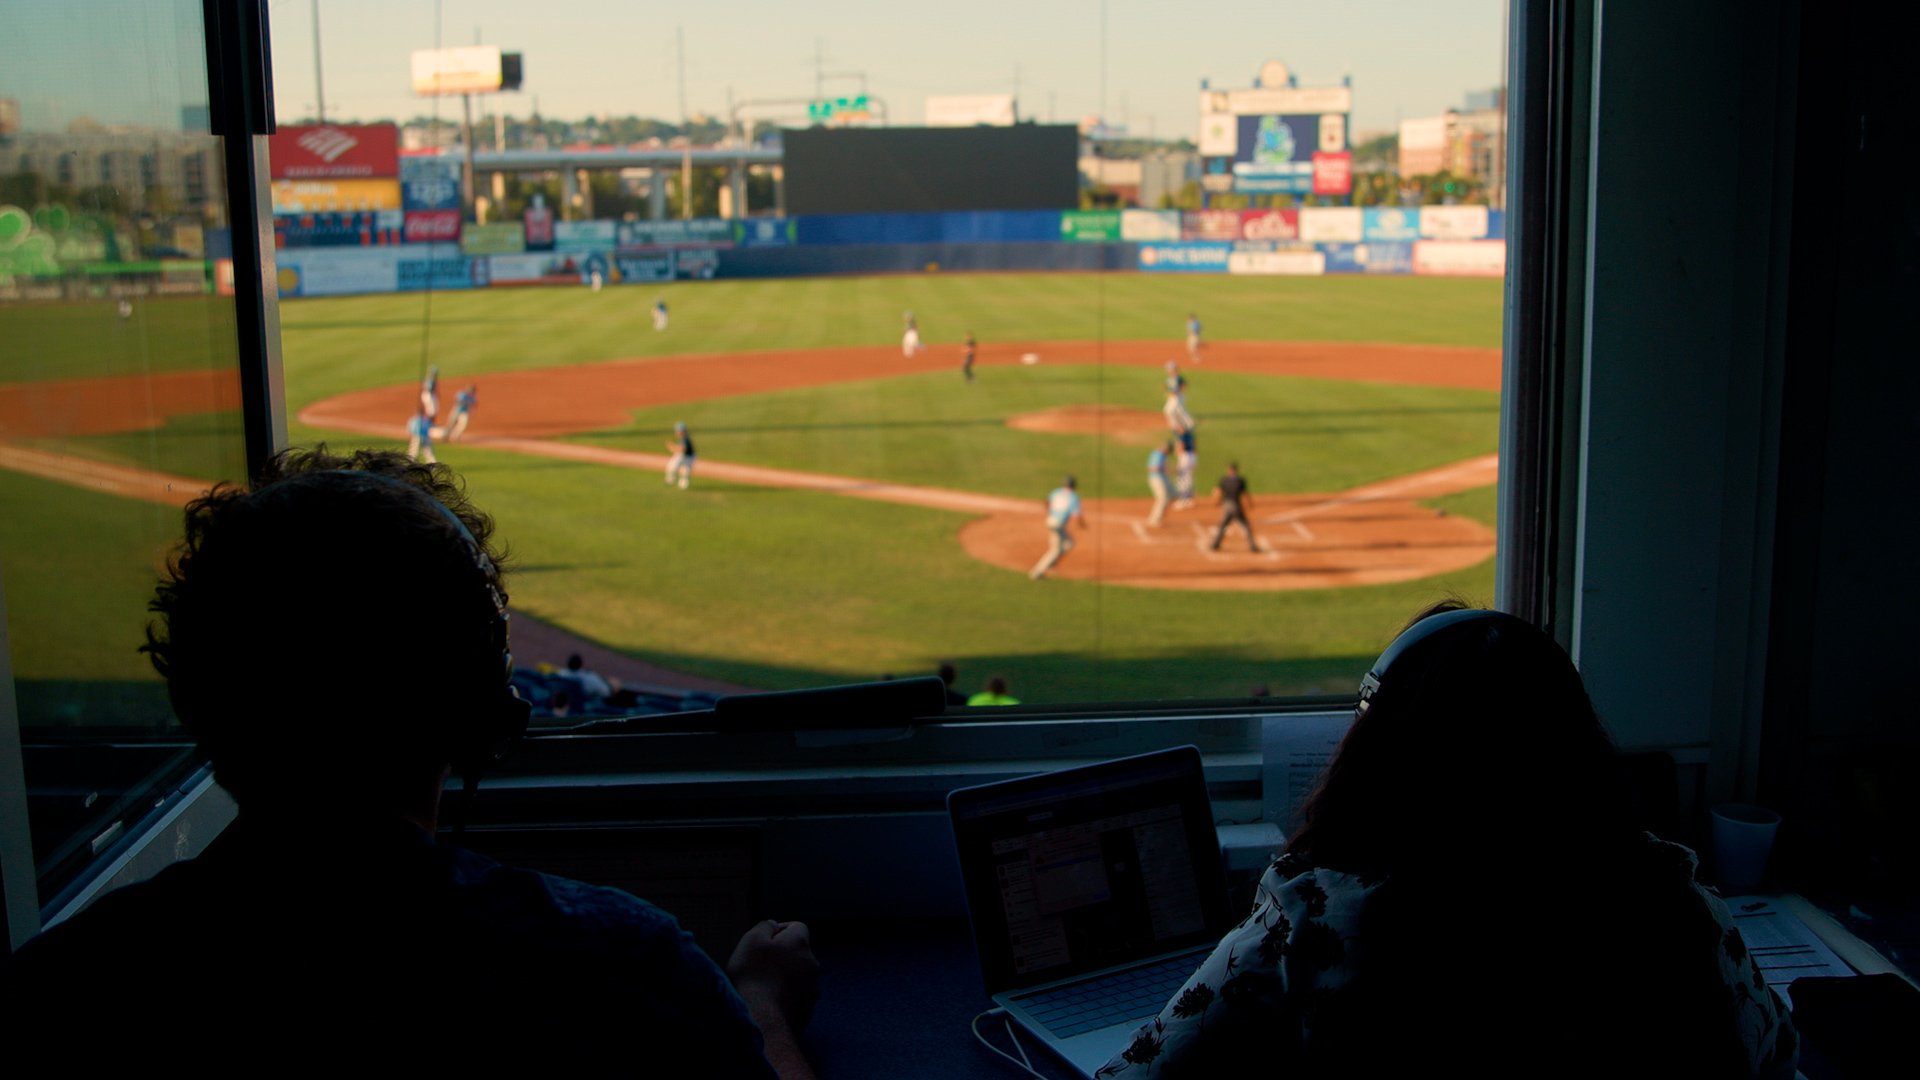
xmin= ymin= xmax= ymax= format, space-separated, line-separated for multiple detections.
xmin=269 ymin=5 xmax=1504 ymax=715
xmin=0 ymin=1 xmax=247 ymax=897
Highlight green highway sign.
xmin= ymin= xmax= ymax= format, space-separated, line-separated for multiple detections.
xmin=807 ymin=96 xmax=871 ymax=122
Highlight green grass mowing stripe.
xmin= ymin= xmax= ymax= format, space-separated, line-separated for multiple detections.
xmin=275 ymin=273 xmax=1502 ymax=413
xmin=571 ymin=367 xmax=1499 ymax=500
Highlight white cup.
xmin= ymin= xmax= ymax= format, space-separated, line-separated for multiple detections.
xmin=1710 ymin=803 xmax=1782 ymax=893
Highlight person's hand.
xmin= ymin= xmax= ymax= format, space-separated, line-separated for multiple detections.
xmin=728 ymin=919 xmax=820 ymax=1033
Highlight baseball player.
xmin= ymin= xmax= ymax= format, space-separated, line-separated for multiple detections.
xmin=1029 ymin=475 xmax=1087 ymax=580
xmin=652 ymin=297 xmax=669 ymax=331
xmin=406 ymin=406 xmax=437 ymax=464
xmin=419 ymin=365 xmax=440 ymax=419
xmin=962 ymin=331 xmax=976 ymax=382
xmin=1175 ymin=426 xmax=1198 ymax=509
xmin=1163 ymin=360 xmax=1196 ymax=431
xmin=1185 ymin=312 xmax=1203 ymax=362
xmin=444 ymin=384 xmax=477 ymax=442
xmin=1210 ymin=461 xmax=1258 ymax=551
xmin=664 ymin=421 xmax=695 ymax=490
xmin=902 ymin=312 xmax=923 ymax=358
xmin=1147 ymin=440 xmax=1173 ymax=525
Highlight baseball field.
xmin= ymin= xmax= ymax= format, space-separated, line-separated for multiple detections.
xmin=5 ymin=272 xmax=1503 ymax=705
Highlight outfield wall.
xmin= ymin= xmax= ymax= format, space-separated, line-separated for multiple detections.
xmin=261 ymin=206 xmax=1507 ymax=297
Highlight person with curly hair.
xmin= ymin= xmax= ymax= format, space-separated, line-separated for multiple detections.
xmin=1098 ymin=603 xmax=1797 ymax=1080
xmin=0 ymin=447 xmax=821 ymax=1078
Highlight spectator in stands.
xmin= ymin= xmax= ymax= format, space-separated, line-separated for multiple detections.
xmin=1099 ymin=602 xmax=1796 ymax=1080
xmin=0 ymin=447 xmax=821 ymax=1078
xmin=560 ymin=653 xmax=614 ymax=702
xmin=967 ymin=676 xmax=1020 ymax=707
xmin=937 ymin=662 xmax=968 ymax=706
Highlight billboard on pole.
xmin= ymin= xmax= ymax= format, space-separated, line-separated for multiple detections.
xmin=412 ymin=47 xmax=504 ymax=96
xmin=925 ymin=95 xmax=1016 ymax=127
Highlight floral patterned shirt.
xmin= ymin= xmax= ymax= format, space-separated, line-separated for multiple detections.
xmin=1096 ymin=837 xmax=1797 ymax=1079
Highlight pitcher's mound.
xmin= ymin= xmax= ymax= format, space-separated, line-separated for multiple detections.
xmin=1006 ymin=404 xmax=1170 ymax=438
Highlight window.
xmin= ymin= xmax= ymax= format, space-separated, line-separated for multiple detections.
xmin=0 ymin=0 xmax=260 ymax=918
xmin=263 ymin=3 xmax=1509 ymax=719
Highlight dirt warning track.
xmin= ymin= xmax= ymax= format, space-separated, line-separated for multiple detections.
xmin=298 ymin=340 xmax=1502 ymax=592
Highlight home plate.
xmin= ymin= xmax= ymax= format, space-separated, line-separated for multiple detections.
xmin=1021 ymin=353 xmax=1041 ymax=365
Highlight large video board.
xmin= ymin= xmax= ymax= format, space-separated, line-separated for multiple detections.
xmin=1198 ymin=86 xmax=1352 ymax=196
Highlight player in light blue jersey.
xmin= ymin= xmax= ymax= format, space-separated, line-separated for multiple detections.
xmin=1029 ymin=475 xmax=1087 ymax=580
xmin=1186 ymin=313 xmax=1203 ymax=362
xmin=406 ymin=407 xmax=436 ymax=464
xmin=1147 ymin=441 xmax=1173 ymax=525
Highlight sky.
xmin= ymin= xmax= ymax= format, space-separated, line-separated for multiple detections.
xmin=263 ymin=0 xmax=1505 ymax=140
xmin=0 ymin=1 xmax=1505 ymax=139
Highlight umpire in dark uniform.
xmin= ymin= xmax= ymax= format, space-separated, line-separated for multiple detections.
xmin=1210 ymin=461 xmax=1259 ymax=551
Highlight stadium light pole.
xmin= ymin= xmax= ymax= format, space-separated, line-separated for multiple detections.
xmin=311 ymin=0 xmax=325 ymax=122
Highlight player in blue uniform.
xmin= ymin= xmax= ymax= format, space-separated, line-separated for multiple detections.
xmin=406 ymin=407 xmax=436 ymax=464
xmin=1185 ymin=313 xmax=1203 ymax=362
xmin=1029 ymin=476 xmax=1087 ymax=580
xmin=653 ymin=297 xmax=669 ymax=331
xmin=1147 ymin=441 xmax=1173 ymax=525
xmin=445 ymin=384 xmax=477 ymax=442
xmin=1163 ymin=360 xmax=1196 ymax=431
xmin=419 ymin=365 xmax=440 ymax=419
xmin=665 ymin=422 xmax=695 ymax=490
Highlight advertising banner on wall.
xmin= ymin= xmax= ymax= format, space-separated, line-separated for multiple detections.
xmin=615 ymin=252 xmax=674 ymax=282
xmin=1228 ymin=249 xmax=1326 ymax=275
xmin=1318 ymin=242 xmax=1415 ymax=275
xmin=488 ymin=252 xmax=589 ymax=285
xmin=553 ymin=220 xmax=617 ymax=252
xmin=1181 ymin=209 xmax=1240 ymax=241
xmin=1418 ymin=205 xmax=1491 ymax=240
xmin=1059 ymin=210 xmax=1122 ymax=242
xmin=460 ymin=222 xmax=526 ymax=256
xmin=1119 ymin=209 xmax=1180 ymax=242
xmin=397 ymin=251 xmax=485 ymax=290
xmin=400 ymin=156 xmax=463 ymax=211
xmin=618 ymin=219 xmax=734 ymax=249
xmin=1238 ymin=208 xmax=1300 ymax=242
xmin=267 ymin=123 xmax=400 ymax=180
xmin=1362 ymin=207 xmax=1422 ymax=242
xmin=1311 ymin=151 xmax=1353 ymax=196
xmin=403 ymin=210 xmax=462 ymax=244
xmin=271 ymin=179 xmax=403 ymax=213
xmin=1137 ymin=242 xmax=1232 ymax=272
xmin=733 ymin=218 xmax=796 ymax=247
xmin=1412 ymin=239 xmax=1506 ymax=276
xmin=1299 ymin=207 xmax=1363 ymax=243
xmin=674 ymin=247 xmax=720 ymax=279
xmin=523 ymin=203 xmax=555 ymax=250
xmin=274 ymin=210 xmax=404 ymax=248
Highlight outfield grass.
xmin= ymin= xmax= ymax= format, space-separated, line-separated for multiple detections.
xmin=577 ymin=367 xmax=1497 ymax=500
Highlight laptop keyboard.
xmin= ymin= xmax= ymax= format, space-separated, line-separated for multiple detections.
xmin=1015 ymin=952 xmax=1206 ymax=1038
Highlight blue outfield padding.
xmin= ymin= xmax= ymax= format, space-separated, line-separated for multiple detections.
xmin=1319 ymin=242 xmax=1415 ymax=275
xmin=795 ymin=210 xmax=1064 ymax=246
xmin=715 ymin=241 xmax=1136 ymax=278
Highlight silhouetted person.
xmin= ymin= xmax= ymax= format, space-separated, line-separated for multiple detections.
xmin=1 ymin=448 xmax=820 ymax=1077
xmin=1100 ymin=603 xmax=1797 ymax=1079
xmin=1209 ymin=461 xmax=1257 ymax=551
xmin=938 ymin=662 xmax=968 ymax=706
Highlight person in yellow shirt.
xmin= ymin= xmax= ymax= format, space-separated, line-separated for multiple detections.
xmin=966 ymin=676 xmax=1020 ymax=706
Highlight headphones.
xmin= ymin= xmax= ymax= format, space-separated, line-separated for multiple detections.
xmin=1354 ymin=608 xmax=1526 ymax=721
xmin=336 ymin=471 xmax=532 ymax=770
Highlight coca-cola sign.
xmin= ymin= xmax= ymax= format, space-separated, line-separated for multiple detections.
xmin=403 ymin=210 xmax=462 ymax=243
xmin=268 ymin=124 xmax=400 ymax=180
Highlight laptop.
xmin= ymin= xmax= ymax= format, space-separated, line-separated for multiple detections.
xmin=947 ymin=747 xmax=1235 ymax=1078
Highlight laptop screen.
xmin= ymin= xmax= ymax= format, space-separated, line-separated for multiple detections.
xmin=949 ymin=747 xmax=1232 ymax=994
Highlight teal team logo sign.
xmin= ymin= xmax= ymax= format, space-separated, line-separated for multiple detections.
xmin=808 ymin=96 xmax=872 ymax=123
xmin=1253 ymin=116 xmax=1296 ymax=164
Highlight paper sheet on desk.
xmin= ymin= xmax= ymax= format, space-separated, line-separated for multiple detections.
xmin=1261 ymin=714 xmax=1353 ymax=829
xmin=1721 ymin=896 xmax=1853 ymax=1007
